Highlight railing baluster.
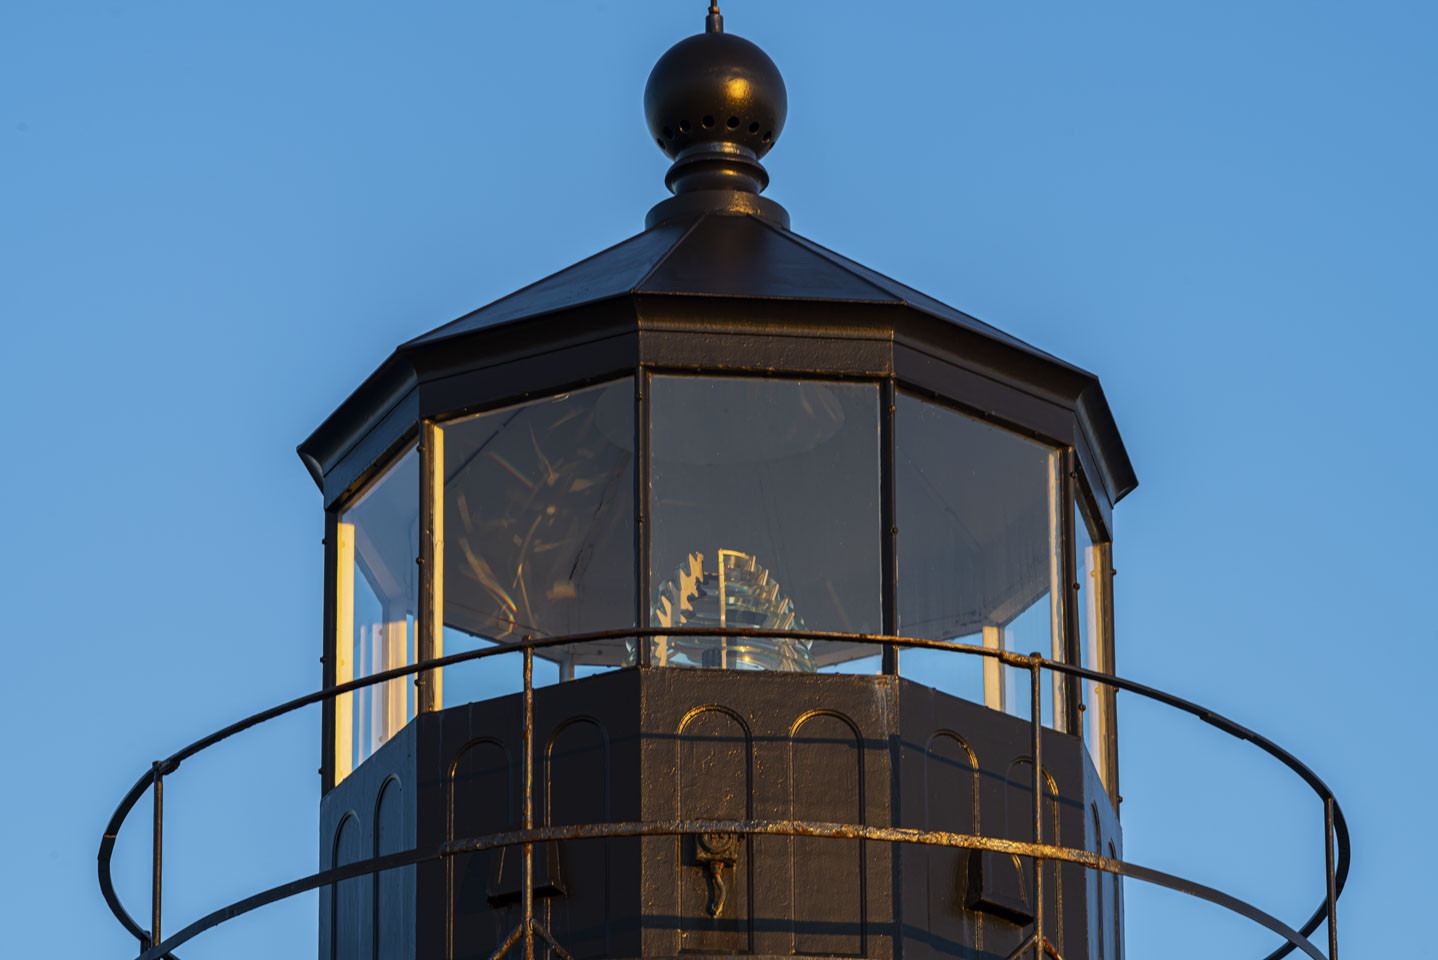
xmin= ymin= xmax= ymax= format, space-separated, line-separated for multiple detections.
xmin=1324 ymin=797 xmax=1337 ymax=959
xmin=523 ymin=641 xmax=535 ymax=960
xmin=151 ymin=760 xmax=164 ymax=950
xmin=96 ymin=628 xmax=1347 ymax=960
xmin=1031 ymin=655 xmax=1044 ymax=960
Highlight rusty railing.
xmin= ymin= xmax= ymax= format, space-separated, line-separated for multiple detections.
xmin=98 ymin=627 xmax=1348 ymax=960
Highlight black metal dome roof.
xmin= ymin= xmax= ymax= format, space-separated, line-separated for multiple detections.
xmin=297 ymin=4 xmax=1137 ymax=515
xmin=407 ymin=214 xmax=1050 ymax=355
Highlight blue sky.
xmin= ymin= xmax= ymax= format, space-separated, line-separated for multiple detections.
xmin=2 ymin=1 xmax=1433 ymax=957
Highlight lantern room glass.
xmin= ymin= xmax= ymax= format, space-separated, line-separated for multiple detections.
xmin=646 ymin=376 xmax=882 ymax=671
xmin=893 ymin=391 xmax=1067 ymax=728
xmin=330 ymin=373 xmax=1114 ymax=781
xmin=335 ymin=445 xmax=419 ymax=782
xmin=439 ymin=381 xmax=636 ymax=705
xmin=1075 ymin=497 xmax=1098 ymax=734
xmin=1075 ymin=493 xmax=1117 ymax=792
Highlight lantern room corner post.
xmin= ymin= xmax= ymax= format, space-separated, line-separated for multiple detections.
xmin=1059 ymin=447 xmax=1083 ymax=738
xmin=880 ymin=378 xmax=899 ymax=675
xmin=634 ymin=368 xmax=653 ymax=669
xmin=1093 ymin=535 xmax=1119 ymax=808
xmin=1043 ymin=447 xmax=1069 ymax=734
xmin=419 ymin=419 xmax=444 ymax=714
xmin=321 ymin=508 xmax=342 ymax=795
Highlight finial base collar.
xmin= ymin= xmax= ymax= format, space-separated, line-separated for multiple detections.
xmin=646 ymin=189 xmax=790 ymax=231
xmin=665 ymin=142 xmax=769 ymax=195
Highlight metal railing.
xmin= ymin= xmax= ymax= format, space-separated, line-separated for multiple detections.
xmin=98 ymin=628 xmax=1348 ymax=960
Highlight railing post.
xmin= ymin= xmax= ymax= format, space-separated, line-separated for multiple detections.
xmin=1325 ymin=797 xmax=1338 ymax=959
xmin=96 ymin=632 xmax=1348 ymax=960
xmin=1030 ymin=655 xmax=1044 ymax=960
xmin=150 ymin=760 xmax=164 ymax=950
xmin=523 ymin=642 xmax=535 ymax=960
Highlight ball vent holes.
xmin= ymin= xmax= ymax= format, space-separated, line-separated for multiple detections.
xmin=660 ymin=116 xmax=776 ymax=152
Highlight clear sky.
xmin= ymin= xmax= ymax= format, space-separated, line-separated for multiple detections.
xmin=2 ymin=1 xmax=1433 ymax=957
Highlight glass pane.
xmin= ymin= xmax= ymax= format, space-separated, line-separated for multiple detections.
xmin=441 ymin=381 xmax=635 ymax=704
xmin=894 ymin=392 xmax=1064 ymax=726
xmin=1075 ymin=495 xmax=1112 ymax=778
xmin=337 ymin=446 xmax=419 ymax=780
xmin=648 ymin=376 xmax=881 ymax=671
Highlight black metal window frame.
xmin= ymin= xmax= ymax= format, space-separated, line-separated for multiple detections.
xmin=890 ymin=380 xmax=1099 ymax=739
xmin=317 ymin=366 xmax=1120 ymax=792
xmin=1071 ymin=465 xmax=1120 ymax=804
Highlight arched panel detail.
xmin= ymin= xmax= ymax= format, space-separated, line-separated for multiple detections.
xmin=545 ymin=716 xmax=612 ymax=959
xmin=677 ymin=705 xmax=754 ymax=952
xmin=333 ymin=810 xmax=361 ymax=865
xmin=332 ymin=812 xmax=365 ymax=960
xmin=921 ymin=730 xmax=980 ymax=959
xmin=923 ymin=730 xmax=978 ymax=830
xmin=375 ymin=776 xmax=403 ymax=843
xmin=679 ymin=702 xmax=753 ymax=741
xmin=545 ymin=716 xmax=612 ymax=822
xmin=1089 ymin=803 xmax=1105 ymax=960
xmin=1109 ymin=840 xmax=1123 ymax=960
xmin=449 ymin=738 xmax=513 ymax=832
xmin=448 ymin=738 xmax=513 ymax=960
xmin=790 ymin=710 xmax=864 ymax=956
xmin=1001 ymin=759 xmax=1060 ymax=843
xmin=374 ymin=777 xmax=405 ymax=960
xmin=998 ymin=759 xmax=1062 ymax=953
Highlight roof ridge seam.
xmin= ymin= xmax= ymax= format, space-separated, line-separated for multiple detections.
xmin=749 ymin=215 xmax=902 ymax=304
xmin=633 ymin=213 xmax=708 ymax=292
xmin=773 ymin=224 xmax=914 ymax=302
xmin=404 ymin=224 xmax=677 ymax=347
xmin=775 ymin=226 xmax=1067 ymax=361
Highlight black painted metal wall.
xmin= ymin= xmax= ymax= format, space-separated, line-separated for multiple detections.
xmin=318 ymin=669 xmax=1118 ymax=960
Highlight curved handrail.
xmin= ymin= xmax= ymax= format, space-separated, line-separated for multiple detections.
xmin=99 ymin=627 xmax=1347 ymax=960
xmin=133 ymin=819 xmax=1325 ymax=960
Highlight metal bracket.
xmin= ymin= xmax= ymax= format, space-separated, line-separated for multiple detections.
xmin=694 ymin=831 xmax=740 ymax=917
